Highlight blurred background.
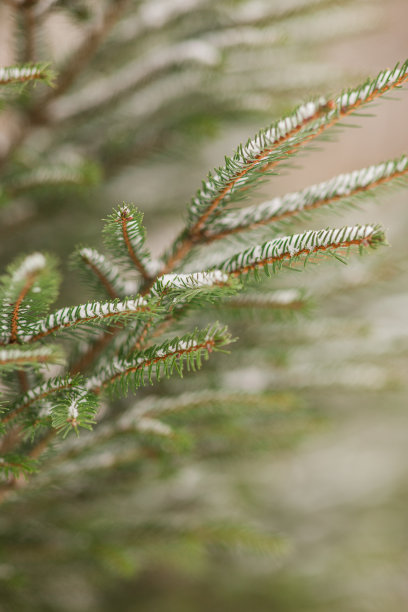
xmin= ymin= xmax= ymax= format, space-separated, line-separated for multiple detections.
xmin=1 ymin=0 xmax=408 ymax=610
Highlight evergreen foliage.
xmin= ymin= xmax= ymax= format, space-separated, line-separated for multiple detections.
xmin=1 ymin=53 xmax=406 ymax=492
xmin=0 ymin=1 xmax=406 ymax=608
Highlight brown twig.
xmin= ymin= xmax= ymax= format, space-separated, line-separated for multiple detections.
xmin=160 ymin=71 xmax=408 ymax=275
xmin=200 ymin=164 xmax=408 ymax=244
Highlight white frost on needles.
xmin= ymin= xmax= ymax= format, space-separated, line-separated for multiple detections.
xmin=0 ymin=345 xmax=60 ymax=365
xmin=0 ymin=65 xmax=44 ymax=84
xmin=153 ymin=271 xmax=228 ymax=292
xmin=79 ymin=248 xmax=139 ymax=297
xmin=206 ymin=156 xmax=408 ymax=236
xmin=187 ymin=61 xmax=408 ymax=228
xmin=188 ymin=97 xmax=328 ymax=225
xmin=0 ymin=253 xmax=47 ymax=343
xmin=19 ymin=297 xmax=148 ymax=342
xmin=12 ymin=253 xmax=46 ymax=283
xmin=219 ymin=224 xmax=380 ymax=274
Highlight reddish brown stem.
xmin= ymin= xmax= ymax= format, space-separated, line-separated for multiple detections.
xmin=201 ymin=165 xmax=408 ymax=243
xmin=81 ymin=254 xmax=118 ymax=299
xmin=1 ymin=381 xmax=72 ymax=425
xmin=160 ymin=72 xmax=408 ymax=275
xmin=92 ymin=339 xmax=216 ymax=394
xmin=10 ymin=274 xmax=36 ymax=343
xmin=230 ymin=235 xmax=377 ymax=278
xmin=119 ymin=211 xmax=151 ymax=281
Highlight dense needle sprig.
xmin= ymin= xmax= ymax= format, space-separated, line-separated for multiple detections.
xmin=0 ymin=47 xmax=407 ymax=495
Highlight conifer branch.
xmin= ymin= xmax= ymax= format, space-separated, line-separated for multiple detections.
xmin=31 ymin=0 xmax=59 ymax=18
xmin=51 ymin=389 xmax=98 ymax=438
xmin=20 ymin=297 xmax=151 ymax=343
xmin=10 ymin=273 xmax=36 ymax=343
xmin=45 ymin=0 xmax=130 ymax=102
xmin=224 ymin=290 xmax=307 ymax=312
xmin=218 ymin=224 xmax=385 ymax=278
xmin=87 ymin=325 xmax=232 ymax=395
xmin=0 ymin=345 xmax=63 ymax=369
xmin=1 ymin=375 xmax=77 ymax=425
xmin=0 ymin=454 xmax=38 ymax=480
xmin=0 ymin=63 xmax=51 ymax=86
xmin=203 ymin=155 xmax=408 ymax=240
xmin=48 ymin=40 xmax=221 ymax=122
xmin=0 ymin=253 xmax=56 ymax=345
xmin=74 ymin=248 xmax=125 ymax=300
xmin=21 ymin=4 xmax=37 ymax=63
xmin=103 ymin=205 xmax=153 ymax=281
xmin=161 ymin=61 xmax=408 ymax=274
xmin=4 ymin=160 xmax=101 ymax=196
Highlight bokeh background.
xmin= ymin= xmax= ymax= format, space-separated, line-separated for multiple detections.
xmin=1 ymin=1 xmax=408 ymax=610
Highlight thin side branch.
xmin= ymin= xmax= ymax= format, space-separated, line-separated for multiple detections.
xmin=160 ymin=62 xmax=408 ymax=275
xmin=118 ymin=209 xmax=151 ymax=281
xmin=202 ymin=155 xmax=408 ymax=241
xmin=10 ymin=273 xmax=36 ymax=343
xmin=1 ymin=378 xmax=74 ymax=425
xmin=45 ymin=0 xmax=130 ymax=101
xmin=90 ymin=338 xmax=218 ymax=394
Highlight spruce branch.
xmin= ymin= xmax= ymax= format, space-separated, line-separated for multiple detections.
xmin=1 ymin=375 xmax=80 ymax=425
xmin=20 ymin=3 xmax=37 ymax=64
xmin=217 ymin=224 xmax=385 ymax=278
xmin=203 ymin=155 xmax=408 ymax=240
xmin=87 ymin=324 xmax=232 ymax=396
xmin=44 ymin=0 xmax=131 ymax=102
xmin=3 ymin=160 xmax=101 ymax=197
xmin=51 ymin=389 xmax=98 ymax=438
xmin=48 ymin=39 xmax=221 ymax=122
xmin=0 ymin=344 xmax=64 ymax=370
xmin=224 ymin=289 xmax=308 ymax=313
xmin=73 ymin=248 xmax=137 ymax=299
xmin=102 ymin=205 xmax=153 ymax=281
xmin=20 ymin=296 xmax=152 ymax=343
xmin=0 ymin=253 xmax=59 ymax=345
xmin=161 ymin=61 xmax=408 ymax=274
xmin=0 ymin=453 xmax=38 ymax=480
xmin=0 ymin=63 xmax=52 ymax=86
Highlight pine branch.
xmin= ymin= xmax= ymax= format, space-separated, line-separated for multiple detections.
xmin=151 ymin=271 xmax=233 ymax=301
xmin=0 ymin=453 xmax=38 ymax=480
xmin=48 ymin=39 xmax=221 ymax=122
xmin=117 ymin=271 xmax=238 ymax=357
xmin=160 ymin=61 xmax=408 ymax=273
xmin=44 ymin=0 xmax=131 ymax=102
xmin=102 ymin=205 xmax=153 ymax=281
xmin=51 ymin=389 xmax=98 ymax=438
xmin=20 ymin=296 xmax=152 ymax=343
xmin=3 ymin=160 xmax=101 ymax=196
xmin=0 ymin=344 xmax=64 ymax=370
xmin=20 ymin=4 xmax=37 ymax=63
xmin=31 ymin=0 xmax=59 ymax=19
xmin=0 ymin=253 xmax=59 ymax=345
xmin=203 ymin=155 xmax=408 ymax=240
xmin=0 ymin=63 xmax=52 ymax=86
xmin=73 ymin=248 xmax=137 ymax=299
xmin=224 ymin=289 xmax=308 ymax=312
xmin=217 ymin=224 xmax=385 ymax=278
xmin=1 ymin=375 xmax=79 ymax=425
xmin=87 ymin=324 xmax=232 ymax=395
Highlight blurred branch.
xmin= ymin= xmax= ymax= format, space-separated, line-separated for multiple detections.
xmin=44 ymin=0 xmax=131 ymax=102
